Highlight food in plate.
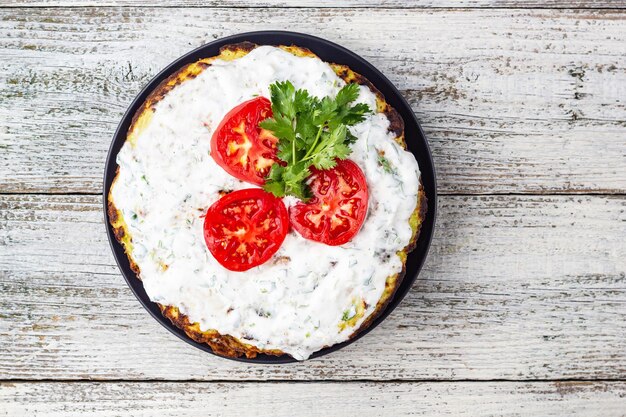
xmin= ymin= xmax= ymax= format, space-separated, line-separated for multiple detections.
xmin=108 ymin=42 xmax=426 ymax=360
xmin=289 ymin=159 xmax=369 ymax=246
xmin=203 ymin=188 xmax=289 ymax=272
xmin=210 ymin=96 xmax=277 ymax=185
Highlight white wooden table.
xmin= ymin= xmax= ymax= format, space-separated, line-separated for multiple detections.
xmin=1 ymin=1 xmax=625 ymax=416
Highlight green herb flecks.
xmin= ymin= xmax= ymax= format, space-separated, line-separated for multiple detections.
xmin=341 ymin=308 xmax=356 ymax=322
xmin=259 ymin=81 xmax=371 ymax=200
xmin=377 ymin=153 xmax=396 ymax=174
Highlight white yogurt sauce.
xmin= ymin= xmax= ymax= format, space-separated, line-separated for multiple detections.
xmin=111 ymin=46 xmax=420 ymax=360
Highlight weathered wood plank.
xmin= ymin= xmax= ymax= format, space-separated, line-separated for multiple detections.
xmin=3 ymin=0 xmax=626 ymax=9
xmin=2 ymin=381 xmax=626 ymax=417
xmin=1 ymin=194 xmax=624 ymax=380
xmin=1 ymin=8 xmax=625 ymax=194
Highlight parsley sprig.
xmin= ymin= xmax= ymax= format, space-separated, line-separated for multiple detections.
xmin=259 ymin=81 xmax=371 ymax=200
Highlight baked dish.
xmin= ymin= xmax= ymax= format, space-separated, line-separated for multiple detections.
xmin=108 ymin=42 xmax=426 ymax=360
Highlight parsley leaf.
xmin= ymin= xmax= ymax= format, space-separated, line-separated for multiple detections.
xmin=335 ymin=83 xmax=360 ymax=107
xmin=269 ymin=81 xmax=296 ymax=119
xmin=263 ymin=166 xmax=287 ymax=197
xmin=260 ymin=81 xmax=371 ymax=200
xmin=259 ymin=114 xmax=295 ymax=143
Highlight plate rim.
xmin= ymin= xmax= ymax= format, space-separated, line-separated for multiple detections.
xmin=103 ymin=30 xmax=437 ymax=364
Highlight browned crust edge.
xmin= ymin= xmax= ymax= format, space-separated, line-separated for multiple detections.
xmin=107 ymin=42 xmax=427 ymax=360
xmin=158 ymin=304 xmax=284 ymax=359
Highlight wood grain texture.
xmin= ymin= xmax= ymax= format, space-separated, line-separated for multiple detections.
xmin=1 ymin=8 xmax=626 ymax=194
xmin=3 ymin=1 xmax=626 ymax=9
xmin=2 ymin=381 xmax=626 ymax=417
xmin=1 ymin=194 xmax=624 ymax=380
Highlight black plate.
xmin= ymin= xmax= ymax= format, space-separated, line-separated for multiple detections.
xmin=103 ymin=31 xmax=437 ymax=363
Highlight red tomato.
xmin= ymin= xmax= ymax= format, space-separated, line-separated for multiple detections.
xmin=203 ymin=188 xmax=289 ymax=272
xmin=290 ymin=159 xmax=369 ymax=246
xmin=210 ymin=97 xmax=278 ymax=185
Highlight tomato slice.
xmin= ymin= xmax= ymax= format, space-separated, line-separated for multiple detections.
xmin=210 ymin=97 xmax=278 ymax=185
xmin=204 ymin=188 xmax=289 ymax=271
xmin=290 ymin=159 xmax=369 ymax=246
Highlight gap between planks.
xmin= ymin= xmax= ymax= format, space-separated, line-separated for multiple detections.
xmin=3 ymin=1 xmax=626 ymax=10
xmin=1 ymin=192 xmax=625 ymax=196
xmin=2 ymin=6 xmax=626 ymax=10
xmin=2 ymin=378 xmax=626 ymax=383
